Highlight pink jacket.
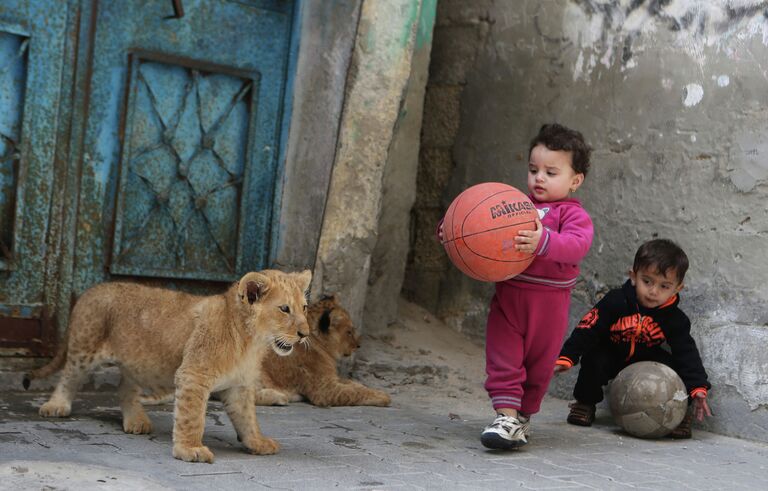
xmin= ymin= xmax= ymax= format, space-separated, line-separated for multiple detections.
xmin=506 ymin=196 xmax=593 ymax=290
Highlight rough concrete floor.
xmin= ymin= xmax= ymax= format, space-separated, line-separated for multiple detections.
xmin=1 ymin=300 xmax=767 ymax=490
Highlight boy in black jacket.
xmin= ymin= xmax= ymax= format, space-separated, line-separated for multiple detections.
xmin=554 ymin=239 xmax=712 ymax=438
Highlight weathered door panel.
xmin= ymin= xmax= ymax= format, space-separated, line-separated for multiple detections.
xmin=74 ymin=0 xmax=294 ymax=292
xmin=0 ymin=2 xmax=70 ymax=355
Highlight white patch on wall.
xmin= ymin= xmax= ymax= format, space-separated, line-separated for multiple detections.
xmin=563 ymin=1 xmax=768 ymax=80
xmin=573 ymin=51 xmax=584 ymax=82
xmin=621 ymin=58 xmax=637 ymax=71
xmin=716 ymin=75 xmax=730 ymax=87
xmin=731 ymin=131 xmax=768 ymax=192
xmin=701 ymin=324 xmax=768 ymax=411
xmin=683 ymin=83 xmax=704 ymax=106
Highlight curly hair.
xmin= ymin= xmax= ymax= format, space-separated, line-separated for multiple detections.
xmin=633 ymin=239 xmax=689 ymax=283
xmin=528 ymin=123 xmax=592 ymax=176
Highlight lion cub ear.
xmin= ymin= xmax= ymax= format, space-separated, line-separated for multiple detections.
xmin=318 ymin=309 xmax=332 ymax=333
xmin=295 ymin=269 xmax=312 ymax=293
xmin=238 ymin=272 xmax=270 ymax=305
xmin=320 ymin=292 xmax=340 ymax=304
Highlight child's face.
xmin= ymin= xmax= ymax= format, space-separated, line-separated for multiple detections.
xmin=629 ymin=266 xmax=684 ymax=309
xmin=527 ymin=144 xmax=584 ymax=202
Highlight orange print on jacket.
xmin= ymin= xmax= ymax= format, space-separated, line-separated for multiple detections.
xmin=610 ymin=314 xmax=666 ymax=359
xmin=576 ymin=308 xmax=599 ymax=329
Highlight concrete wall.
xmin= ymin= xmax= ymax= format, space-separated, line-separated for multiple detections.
xmin=363 ymin=0 xmax=436 ymax=333
xmin=312 ymin=0 xmax=436 ymax=331
xmin=404 ymin=0 xmax=495 ymax=343
xmin=274 ymin=0 xmax=361 ymax=271
xmin=406 ymin=0 xmax=768 ymax=442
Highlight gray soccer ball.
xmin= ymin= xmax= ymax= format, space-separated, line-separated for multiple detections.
xmin=608 ymin=361 xmax=688 ymax=438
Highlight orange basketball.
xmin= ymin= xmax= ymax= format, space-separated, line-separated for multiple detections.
xmin=441 ymin=182 xmax=537 ymax=282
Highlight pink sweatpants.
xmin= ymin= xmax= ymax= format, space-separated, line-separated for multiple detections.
xmin=484 ymin=282 xmax=571 ymax=415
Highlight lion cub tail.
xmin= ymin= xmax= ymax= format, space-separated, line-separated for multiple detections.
xmin=22 ymin=330 xmax=69 ymax=390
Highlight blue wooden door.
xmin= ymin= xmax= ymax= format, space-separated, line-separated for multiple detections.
xmin=0 ymin=2 xmax=70 ymax=355
xmin=1 ymin=0 xmax=296 ymax=355
xmin=73 ymin=0 xmax=296 ymax=293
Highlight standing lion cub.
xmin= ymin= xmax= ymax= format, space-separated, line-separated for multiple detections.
xmin=24 ymin=269 xmax=312 ymax=463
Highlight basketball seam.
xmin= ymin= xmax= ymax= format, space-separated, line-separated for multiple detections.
xmin=461 ymin=219 xmax=537 ymax=239
xmin=466 ymin=253 xmax=534 ymax=263
xmin=454 ymin=237 xmax=491 ymax=281
xmin=451 ymin=192 xmax=491 ymax=281
xmin=442 ymin=219 xmax=537 ymax=244
xmin=461 ymin=189 xmax=519 ymax=235
xmin=461 ymin=191 xmax=535 ymax=244
xmin=463 ymin=217 xmax=537 ymax=262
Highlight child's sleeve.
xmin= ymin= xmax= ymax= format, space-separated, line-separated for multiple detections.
xmin=557 ymin=290 xmax=620 ymax=368
xmin=534 ymin=206 xmax=593 ymax=264
xmin=666 ymin=313 xmax=712 ymax=396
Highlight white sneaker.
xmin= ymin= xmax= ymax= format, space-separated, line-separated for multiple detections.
xmin=519 ymin=414 xmax=531 ymax=438
xmin=480 ymin=414 xmax=529 ymax=449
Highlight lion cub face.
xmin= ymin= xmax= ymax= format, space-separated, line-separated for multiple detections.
xmin=310 ymin=294 xmax=360 ymax=358
xmin=237 ymin=269 xmax=311 ymax=356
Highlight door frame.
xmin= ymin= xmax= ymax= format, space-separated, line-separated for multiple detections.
xmin=0 ymin=0 xmax=80 ymax=356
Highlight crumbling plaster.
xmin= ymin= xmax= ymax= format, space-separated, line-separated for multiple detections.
xmin=407 ymin=0 xmax=768 ymax=442
xmin=312 ymin=0 xmax=436 ymax=330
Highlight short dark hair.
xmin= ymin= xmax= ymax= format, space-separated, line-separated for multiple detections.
xmin=528 ymin=123 xmax=592 ymax=176
xmin=633 ymin=239 xmax=689 ymax=283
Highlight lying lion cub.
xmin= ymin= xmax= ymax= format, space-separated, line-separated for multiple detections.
xmin=24 ymin=269 xmax=311 ymax=463
xmin=255 ymin=294 xmax=391 ymax=407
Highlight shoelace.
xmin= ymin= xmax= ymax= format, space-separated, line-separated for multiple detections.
xmin=491 ymin=416 xmax=524 ymax=433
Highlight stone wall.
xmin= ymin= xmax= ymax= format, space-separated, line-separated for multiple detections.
xmin=403 ymin=0 xmax=494 ymax=341
xmin=363 ymin=0 xmax=437 ymax=333
xmin=275 ymin=0 xmax=361 ymax=271
xmin=312 ymin=0 xmax=436 ymax=332
xmin=406 ymin=0 xmax=768 ymax=442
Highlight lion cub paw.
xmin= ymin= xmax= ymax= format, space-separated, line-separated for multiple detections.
xmin=173 ymin=444 xmax=215 ymax=463
xmin=39 ymin=401 xmax=71 ymax=418
xmin=244 ymin=436 xmax=280 ymax=455
xmin=123 ymin=416 xmax=153 ymax=434
xmin=371 ymin=391 xmax=392 ymax=407
xmin=255 ymin=388 xmax=291 ymax=406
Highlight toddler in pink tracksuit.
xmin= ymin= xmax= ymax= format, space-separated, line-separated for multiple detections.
xmin=478 ymin=123 xmax=594 ymax=450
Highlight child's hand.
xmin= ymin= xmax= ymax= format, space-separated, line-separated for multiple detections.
xmin=435 ymin=219 xmax=445 ymax=242
xmin=693 ymin=393 xmax=712 ymax=421
xmin=515 ymin=217 xmax=543 ymax=254
xmin=553 ymin=364 xmax=569 ymax=375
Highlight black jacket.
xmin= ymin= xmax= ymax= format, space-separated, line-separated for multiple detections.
xmin=557 ymin=280 xmax=711 ymax=395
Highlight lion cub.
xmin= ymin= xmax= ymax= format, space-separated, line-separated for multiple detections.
xmin=255 ymin=294 xmax=391 ymax=407
xmin=24 ymin=269 xmax=311 ymax=463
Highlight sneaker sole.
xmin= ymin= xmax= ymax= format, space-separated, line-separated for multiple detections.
xmin=669 ymin=431 xmax=692 ymax=439
xmin=480 ymin=432 xmax=527 ymax=450
xmin=566 ymin=416 xmax=593 ymax=427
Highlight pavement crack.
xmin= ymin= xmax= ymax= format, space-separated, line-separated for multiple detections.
xmin=81 ymin=442 xmax=121 ymax=450
xmin=180 ymin=471 xmax=242 ymax=477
